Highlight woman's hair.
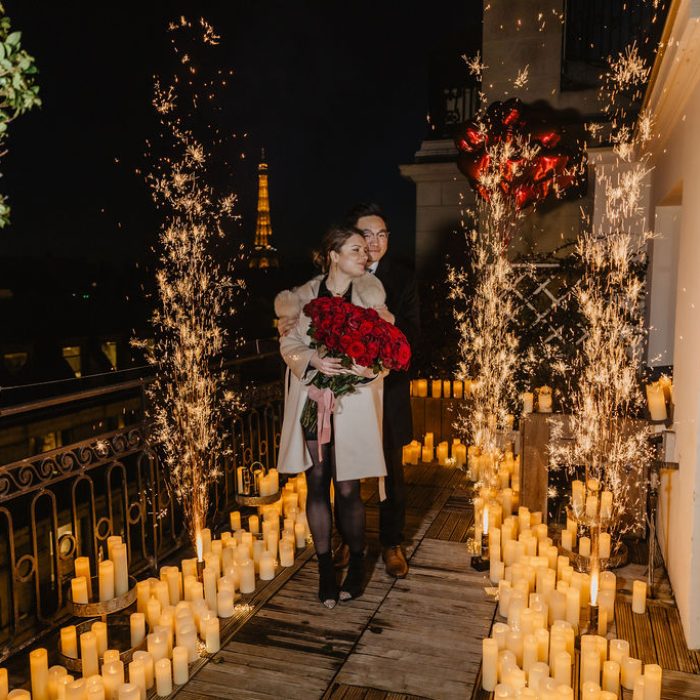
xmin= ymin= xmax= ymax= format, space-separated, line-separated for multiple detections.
xmin=312 ymin=225 xmax=362 ymax=272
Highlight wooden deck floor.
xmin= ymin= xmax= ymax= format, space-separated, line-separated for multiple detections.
xmin=174 ymin=464 xmax=700 ymax=700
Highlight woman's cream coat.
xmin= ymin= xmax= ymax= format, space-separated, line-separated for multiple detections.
xmin=274 ymin=273 xmax=388 ymax=482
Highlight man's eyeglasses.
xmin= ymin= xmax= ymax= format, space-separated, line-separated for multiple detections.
xmin=361 ymin=229 xmax=389 ymax=241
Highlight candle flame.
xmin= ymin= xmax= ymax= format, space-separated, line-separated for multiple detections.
xmin=196 ymin=531 xmax=203 ymax=562
xmin=590 ymin=562 xmax=600 ymax=607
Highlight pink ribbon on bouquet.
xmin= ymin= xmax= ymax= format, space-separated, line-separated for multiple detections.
xmin=307 ymin=385 xmax=336 ymax=460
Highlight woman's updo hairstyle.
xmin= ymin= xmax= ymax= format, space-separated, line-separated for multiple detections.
xmin=312 ymin=225 xmax=362 ymax=273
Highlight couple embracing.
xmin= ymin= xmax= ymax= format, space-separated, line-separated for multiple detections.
xmin=274 ymin=203 xmax=419 ymax=608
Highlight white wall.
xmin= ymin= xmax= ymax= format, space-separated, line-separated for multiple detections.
xmin=649 ymin=83 xmax=700 ymax=649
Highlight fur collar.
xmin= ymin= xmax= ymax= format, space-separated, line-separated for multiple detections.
xmin=274 ymin=273 xmax=386 ymax=318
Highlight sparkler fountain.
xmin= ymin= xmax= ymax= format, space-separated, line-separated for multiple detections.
xmin=136 ymin=17 xmax=245 ymax=552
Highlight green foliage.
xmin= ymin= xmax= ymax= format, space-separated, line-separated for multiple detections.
xmin=0 ymin=3 xmax=41 ymax=228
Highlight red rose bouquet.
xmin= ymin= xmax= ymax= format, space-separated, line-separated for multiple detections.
xmin=301 ymin=296 xmax=411 ymax=448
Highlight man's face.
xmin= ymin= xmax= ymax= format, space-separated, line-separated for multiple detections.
xmin=357 ymin=215 xmax=389 ymax=264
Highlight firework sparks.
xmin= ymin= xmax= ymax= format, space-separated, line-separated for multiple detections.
xmin=463 ymin=51 xmax=487 ymax=79
xmin=513 ymin=65 xmax=530 ymax=88
xmin=136 ymin=18 xmax=245 ymax=548
xmin=549 ymin=42 xmax=655 ymax=540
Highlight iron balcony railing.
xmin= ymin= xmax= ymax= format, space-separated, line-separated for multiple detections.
xmin=0 ymin=349 xmax=285 ymax=662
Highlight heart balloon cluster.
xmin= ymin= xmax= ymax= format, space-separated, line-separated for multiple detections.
xmin=455 ymin=98 xmax=580 ymax=210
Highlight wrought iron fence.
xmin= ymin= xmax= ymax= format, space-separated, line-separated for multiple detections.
xmin=0 ymin=358 xmax=284 ymax=661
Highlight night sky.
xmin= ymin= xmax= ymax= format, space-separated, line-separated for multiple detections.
xmin=2 ymin=1 xmax=480 ymax=277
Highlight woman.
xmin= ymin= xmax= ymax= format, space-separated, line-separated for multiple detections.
xmin=275 ymin=226 xmax=388 ymax=608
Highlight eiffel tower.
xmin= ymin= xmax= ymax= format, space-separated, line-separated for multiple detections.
xmin=249 ymin=149 xmax=279 ymax=269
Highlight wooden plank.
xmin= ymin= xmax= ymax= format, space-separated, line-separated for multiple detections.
xmin=615 ymin=600 xmax=639 ymax=660
xmin=649 ymin=604 xmax=678 ymax=671
xmin=634 ymin=604 xmax=659 ymax=665
xmin=666 ymin=604 xmax=700 ymax=674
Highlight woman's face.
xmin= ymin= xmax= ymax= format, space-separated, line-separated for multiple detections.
xmin=330 ymin=233 xmax=369 ymax=277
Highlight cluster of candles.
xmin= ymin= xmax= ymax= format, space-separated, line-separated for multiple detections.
xmin=522 ymin=386 xmax=553 ymax=415
xmin=235 ymin=465 xmax=279 ymax=498
xmin=401 ymin=433 xmax=467 ymax=466
xmin=1 ymin=477 xmax=309 ymax=700
xmin=468 ymin=447 xmax=520 ymax=496
xmin=560 ymin=479 xmax=614 ymax=560
xmin=479 ymin=499 xmax=659 ymax=698
xmin=645 ymin=375 xmax=673 ymax=421
xmin=409 ymin=378 xmax=475 ymax=399
xmin=71 ymin=538 xmax=129 ymax=605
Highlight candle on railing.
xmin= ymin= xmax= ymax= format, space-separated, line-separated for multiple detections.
xmin=71 ymin=576 xmax=89 ymax=605
xmin=646 ymin=382 xmax=667 ymax=421
xmin=74 ymin=557 xmax=93 ymax=600
xmin=522 ymin=392 xmax=534 ymax=414
xmin=430 ymin=380 xmax=441 ymax=398
xmin=92 ymin=620 xmax=108 ymax=657
xmin=111 ymin=543 xmax=129 ymax=597
xmin=98 ymin=560 xmax=115 ymax=602
xmin=453 ymin=380 xmax=463 ymax=399
xmin=60 ymin=625 xmax=78 ymax=658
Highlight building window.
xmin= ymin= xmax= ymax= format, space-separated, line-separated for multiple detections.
xmin=101 ymin=341 xmax=118 ymax=369
xmin=3 ymin=352 xmax=28 ymax=374
xmin=62 ymin=346 xmax=82 ymax=377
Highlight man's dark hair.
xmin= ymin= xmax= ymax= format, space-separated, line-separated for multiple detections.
xmin=344 ymin=202 xmax=388 ymax=229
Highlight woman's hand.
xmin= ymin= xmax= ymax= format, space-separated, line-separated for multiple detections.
xmin=277 ymin=315 xmax=298 ymax=337
xmin=309 ymin=352 xmax=345 ymax=376
xmin=375 ymin=305 xmax=395 ymax=324
xmin=347 ymin=363 xmax=378 ymax=379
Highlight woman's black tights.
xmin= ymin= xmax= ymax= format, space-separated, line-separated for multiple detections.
xmin=304 ymin=440 xmax=365 ymax=556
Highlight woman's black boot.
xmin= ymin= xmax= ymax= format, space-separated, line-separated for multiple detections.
xmin=318 ymin=553 xmax=338 ymax=609
xmin=339 ymin=551 xmax=365 ymax=601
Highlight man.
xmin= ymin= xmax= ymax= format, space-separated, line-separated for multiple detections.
xmin=277 ymin=203 xmax=419 ymax=578
xmin=337 ymin=202 xmax=420 ymax=577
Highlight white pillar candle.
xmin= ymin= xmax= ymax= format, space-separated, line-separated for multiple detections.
xmin=165 ymin=569 xmax=180 ymax=606
xmin=92 ymin=620 xmax=108 ymax=657
xmin=415 ymin=379 xmax=428 ymax=397
xmin=599 ymin=692 xmax=617 ymax=700
xmin=600 ymin=492 xmax=613 ymax=521
xmin=431 ymin=379 xmax=441 ymax=398
xmin=598 ymin=589 xmax=616 ymax=622
xmin=106 ymin=536 xmax=122 ymax=562
xmin=101 ymin=661 xmax=124 ymax=700
xmin=87 ymin=686 xmax=106 ymax=700
xmin=229 ymin=510 xmax=242 ymax=531
xmin=217 ymin=588 xmax=234 ymax=618
xmin=201 ymin=528 xmax=212 ymax=555
xmin=239 ymin=558 xmax=256 ymax=592
xmin=74 ymin=557 xmax=93 ymax=600
xmin=203 ymin=569 xmax=218 ymax=611
xmin=48 ymin=665 xmax=68 ymax=699
xmin=7 ymin=692 xmax=31 ymax=700
xmin=294 ymin=522 xmax=307 ymax=548
xmin=60 ymin=625 xmax=78 ymax=658
xmin=146 ymin=633 xmax=168 ymax=663
xmin=534 ymin=627 xmax=549 ymax=663
xmin=452 ymin=380 xmax=463 ymax=398
xmin=621 ymin=657 xmax=642 ymax=690
xmin=522 ymin=634 xmax=538 ymax=675
xmin=482 ymin=638 xmax=499 ymax=691
xmin=528 ymin=661 xmax=549 ymax=692
xmin=205 ymin=617 xmax=220 ymax=653
xmin=153 ymin=580 xmax=170 ymax=610
xmin=549 ymin=590 xmax=567 ymax=625
xmin=553 ymin=650 xmax=571 ymax=687
xmin=176 ymin=623 xmax=198 ymax=663
xmin=135 ymin=580 xmax=150 ymax=614
xmin=259 ymin=552 xmax=276 ymax=581
xmin=127 ymin=659 xmax=146 ymax=700
xmin=154 ymin=659 xmax=172 ymax=698
xmin=29 ymin=648 xmax=49 ymax=700
xmin=172 ymin=647 xmax=189 ymax=686
xmin=565 ymin=587 xmax=580 ymax=627
xmin=632 ymin=580 xmax=647 ymax=614
xmin=581 ymin=650 xmax=600 ymax=688
xmin=646 ymin=382 xmax=667 ymax=421
xmin=65 ymin=679 xmax=88 ymax=700
xmin=633 ymin=677 xmax=646 ymax=700
xmin=71 ymin=576 xmax=89 ymax=605
xmin=117 ymin=684 xmax=139 ymax=700
xmin=579 ymin=537 xmax=591 ymax=558
xmin=104 ymin=650 xmax=120 ymax=665
xmin=580 ymin=682 xmax=602 ymax=699
xmin=599 ymin=533 xmax=611 ymax=560
xmin=561 ymin=529 xmax=574 ymax=551
xmin=131 ymin=652 xmax=154 ymax=690
xmin=522 ymin=392 xmax=534 ymax=413
xmin=146 ymin=598 xmax=162 ymax=632
xmin=279 ymin=541 xmax=294 ymax=567
xmin=506 ymin=629 xmax=524 ymax=666
xmin=111 ymin=543 xmax=129 ymax=597
xmin=643 ymin=664 xmax=662 ymax=700
xmin=98 ymin=561 xmax=115 ymax=602
xmin=81 ymin=631 xmax=100 ymax=678
xmin=128 ymin=612 xmax=146 ymax=649
xmin=609 ymin=639 xmax=630 ymax=665
xmin=602 ymin=660 xmax=620 ymax=695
